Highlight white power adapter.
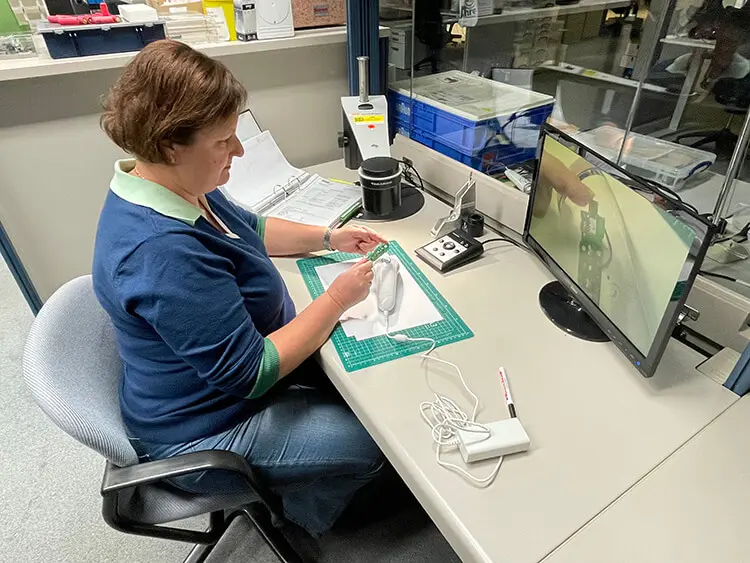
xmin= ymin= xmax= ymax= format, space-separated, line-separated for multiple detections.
xmin=457 ymin=418 xmax=531 ymax=463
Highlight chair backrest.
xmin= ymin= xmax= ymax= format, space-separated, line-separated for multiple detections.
xmin=23 ymin=275 xmax=138 ymax=468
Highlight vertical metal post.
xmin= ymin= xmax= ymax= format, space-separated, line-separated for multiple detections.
xmin=616 ymin=3 xmax=672 ymax=165
xmin=367 ymin=0 xmax=381 ymax=95
xmin=462 ymin=27 xmax=471 ymax=73
xmin=0 ymin=221 xmax=42 ymax=314
xmin=346 ymin=0 xmax=382 ymax=96
xmin=358 ymin=56 xmax=370 ymax=102
xmin=712 ymin=111 xmax=750 ymax=222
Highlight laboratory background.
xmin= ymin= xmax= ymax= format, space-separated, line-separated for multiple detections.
xmin=3 ymin=0 xmax=750 ymax=561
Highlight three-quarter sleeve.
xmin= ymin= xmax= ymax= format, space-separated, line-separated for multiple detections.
xmin=226 ymin=198 xmax=266 ymax=241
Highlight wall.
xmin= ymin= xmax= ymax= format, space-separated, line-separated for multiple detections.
xmin=0 ymin=42 xmax=348 ymax=301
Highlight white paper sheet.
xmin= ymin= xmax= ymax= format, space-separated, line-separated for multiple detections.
xmin=315 ymin=257 xmax=443 ymax=340
xmin=222 ymin=131 xmax=304 ymax=212
xmin=266 ymin=176 xmax=362 ymax=228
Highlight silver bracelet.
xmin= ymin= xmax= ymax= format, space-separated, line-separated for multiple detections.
xmin=323 ymin=227 xmax=334 ymax=251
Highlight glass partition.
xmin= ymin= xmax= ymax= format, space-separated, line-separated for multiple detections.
xmin=384 ymin=0 xmax=654 ymax=179
xmin=383 ymin=0 xmax=750 ymax=226
xmin=382 ymin=0 xmax=750 ymax=293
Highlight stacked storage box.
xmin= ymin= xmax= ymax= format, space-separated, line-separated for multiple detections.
xmin=38 ymin=20 xmax=167 ymax=58
xmin=389 ymin=70 xmax=554 ymax=175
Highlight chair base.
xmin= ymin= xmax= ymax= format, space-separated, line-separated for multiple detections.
xmin=231 ymin=505 xmax=306 ymax=563
xmin=181 ymin=505 xmax=306 ymax=563
xmin=184 ymin=542 xmax=214 ymax=563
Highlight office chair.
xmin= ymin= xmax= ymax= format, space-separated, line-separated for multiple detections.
xmin=675 ymin=75 xmax=750 ymax=157
xmin=22 ymin=275 xmax=304 ymax=563
xmin=413 ymin=0 xmax=453 ymax=73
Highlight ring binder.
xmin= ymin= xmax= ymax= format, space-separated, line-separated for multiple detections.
xmin=220 ymin=130 xmax=362 ymax=228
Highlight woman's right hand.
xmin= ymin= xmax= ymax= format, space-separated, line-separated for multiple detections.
xmin=326 ymin=258 xmax=374 ymax=311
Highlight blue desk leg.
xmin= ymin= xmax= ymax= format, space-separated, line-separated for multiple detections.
xmin=0 ymin=221 xmax=42 ymax=315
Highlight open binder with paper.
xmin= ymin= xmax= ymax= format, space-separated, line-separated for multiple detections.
xmin=221 ymin=129 xmax=362 ymax=228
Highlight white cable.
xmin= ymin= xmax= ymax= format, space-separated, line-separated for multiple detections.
xmin=384 ymin=315 xmax=504 ymax=487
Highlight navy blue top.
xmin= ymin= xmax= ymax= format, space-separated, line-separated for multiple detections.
xmin=93 ymin=163 xmax=295 ymax=444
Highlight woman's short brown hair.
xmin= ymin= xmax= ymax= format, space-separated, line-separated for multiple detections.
xmin=101 ymin=40 xmax=247 ymax=164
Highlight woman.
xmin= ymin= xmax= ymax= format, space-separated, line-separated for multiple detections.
xmin=93 ymin=39 xmax=388 ymax=537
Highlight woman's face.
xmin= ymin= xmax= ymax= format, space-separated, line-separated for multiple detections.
xmin=172 ymin=113 xmax=244 ymax=192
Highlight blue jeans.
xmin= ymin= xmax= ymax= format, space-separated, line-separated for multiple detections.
xmin=129 ymin=374 xmax=386 ymax=536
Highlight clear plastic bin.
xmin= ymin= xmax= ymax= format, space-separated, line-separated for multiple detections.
xmin=0 ymin=32 xmax=36 ymax=58
xmin=574 ymin=125 xmax=717 ymax=191
xmin=163 ymin=12 xmax=220 ymax=44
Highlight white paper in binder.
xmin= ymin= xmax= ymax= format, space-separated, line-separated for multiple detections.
xmin=222 ymin=131 xmax=303 ymax=211
xmin=221 ymin=130 xmax=361 ymax=227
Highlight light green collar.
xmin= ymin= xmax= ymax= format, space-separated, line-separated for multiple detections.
xmin=110 ymin=160 xmax=202 ymax=225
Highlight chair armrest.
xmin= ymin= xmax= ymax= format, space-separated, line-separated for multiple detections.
xmin=101 ymin=450 xmax=261 ymax=496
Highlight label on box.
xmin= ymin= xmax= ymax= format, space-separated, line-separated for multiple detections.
xmin=313 ymin=4 xmax=329 ymax=17
xmin=353 ymin=114 xmax=385 ymax=123
xmin=169 ymin=6 xmax=188 ymax=12
xmin=206 ymin=6 xmax=230 ymax=41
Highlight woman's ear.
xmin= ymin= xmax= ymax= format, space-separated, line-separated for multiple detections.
xmin=160 ymin=141 xmax=177 ymax=165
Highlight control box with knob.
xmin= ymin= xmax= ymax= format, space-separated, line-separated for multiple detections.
xmin=415 ymin=229 xmax=484 ymax=273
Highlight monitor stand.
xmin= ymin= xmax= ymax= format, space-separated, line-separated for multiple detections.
xmin=538 ymin=281 xmax=609 ymax=342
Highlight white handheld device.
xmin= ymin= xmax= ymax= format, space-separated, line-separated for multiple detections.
xmin=373 ymin=257 xmax=400 ymax=314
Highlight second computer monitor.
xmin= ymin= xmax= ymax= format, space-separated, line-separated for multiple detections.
xmin=523 ymin=125 xmax=714 ymax=377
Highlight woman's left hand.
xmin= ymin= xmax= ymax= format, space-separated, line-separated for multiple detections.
xmin=330 ymin=225 xmax=388 ymax=254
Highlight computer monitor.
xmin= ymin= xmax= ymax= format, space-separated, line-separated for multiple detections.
xmin=523 ymin=125 xmax=715 ymax=377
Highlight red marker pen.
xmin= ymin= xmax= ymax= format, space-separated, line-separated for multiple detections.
xmin=498 ymin=367 xmax=517 ymax=418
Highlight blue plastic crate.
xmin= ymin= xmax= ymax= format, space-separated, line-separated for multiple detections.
xmin=393 ymin=117 xmax=535 ymax=175
xmin=38 ymin=21 xmax=166 ymax=59
xmin=389 ymin=71 xmax=554 ymax=156
xmin=389 ymin=88 xmax=552 ymax=156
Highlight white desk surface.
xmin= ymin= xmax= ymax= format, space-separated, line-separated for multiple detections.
xmin=275 ymin=160 xmax=738 ymax=563
xmin=680 ymin=171 xmax=750 ymax=216
xmin=543 ymin=395 xmax=750 ymax=563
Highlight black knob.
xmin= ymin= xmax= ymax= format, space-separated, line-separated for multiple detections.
xmin=337 ymin=133 xmax=349 ymax=149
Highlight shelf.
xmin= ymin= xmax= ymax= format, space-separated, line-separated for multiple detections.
xmin=539 ymin=63 xmax=669 ymax=93
xmin=472 ymin=0 xmax=631 ymax=25
xmin=382 ymin=0 xmax=631 ymax=27
xmin=661 ymin=35 xmax=716 ymax=51
xmin=0 ymin=26 xmax=384 ymax=82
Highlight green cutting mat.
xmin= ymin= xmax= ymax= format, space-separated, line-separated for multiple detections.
xmin=296 ymin=241 xmax=473 ymax=372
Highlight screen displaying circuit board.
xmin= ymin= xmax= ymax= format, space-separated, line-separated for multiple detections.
xmin=527 ymin=133 xmax=707 ymax=359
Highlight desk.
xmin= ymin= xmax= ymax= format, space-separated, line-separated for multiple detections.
xmin=542 ymin=395 xmax=750 ymax=563
xmin=680 ymin=171 xmax=750 ymax=215
xmin=660 ymin=36 xmax=716 ymax=132
xmin=273 ymin=159 xmax=737 ymax=563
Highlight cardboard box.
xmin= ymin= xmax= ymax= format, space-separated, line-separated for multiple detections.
xmin=291 ymin=0 xmax=345 ymax=29
xmin=146 ymin=0 xmax=204 ymax=17
xmin=562 ymin=13 xmax=585 ymax=44
xmin=582 ymin=9 xmax=603 ymax=39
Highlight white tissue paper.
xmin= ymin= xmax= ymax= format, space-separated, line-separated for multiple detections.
xmin=315 ymin=257 xmax=443 ymax=341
